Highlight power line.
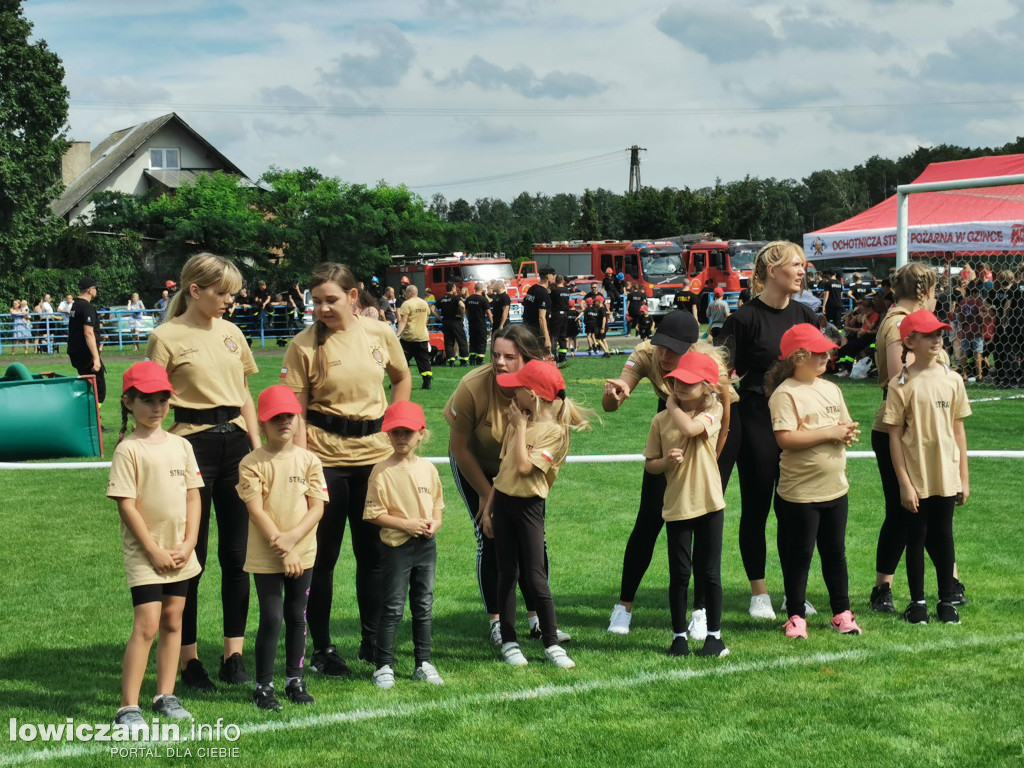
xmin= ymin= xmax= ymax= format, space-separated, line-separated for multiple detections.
xmin=411 ymin=151 xmax=624 ymax=191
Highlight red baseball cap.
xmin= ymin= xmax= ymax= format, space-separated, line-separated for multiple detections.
xmin=258 ymin=385 xmax=301 ymax=422
xmin=713 ymin=287 xmax=724 ymax=298
xmin=640 ymin=303 xmax=649 ymax=311
xmin=123 ymin=361 xmax=176 ymax=395
xmin=585 ymin=297 xmax=594 ymax=305
xmin=900 ymin=309 xmax=952 ymax=340
xmin=496 ymin=359 xmax=566 ymax=402
xmin=664 ymin=351 xmax=719 ymax=385
xmin=779 ymin=323 xmax=839 ymax=359
xmin=165 ymin=280 xmax=177 ymax=289
xmin=382 ymin=400 xmax=426 ymax=432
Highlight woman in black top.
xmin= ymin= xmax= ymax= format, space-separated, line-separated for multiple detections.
xmin=716 ymin=241 xmax=815 ymax=621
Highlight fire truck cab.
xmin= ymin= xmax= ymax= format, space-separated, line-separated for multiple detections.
xmin=387 ymin=253 xmax=524 ymax=299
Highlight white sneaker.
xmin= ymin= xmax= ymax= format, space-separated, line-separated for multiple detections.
xmin=688 ymin=608 xmax=708 ymax=642
xmin=489 ymin=619 xmax=502 ymax=645
xmin=372 ymin=665 xmax=395 ymax=690
xmin=544 ymin=645 xmax=576 ymax=669
xmin=529 ymin=622 xmax=572 ymax=644
xmin=607 ymin=604 xmax=632 ymax=635
xmin=749 ymin=593 xmax=777 ymax=620
xmin=780 ymin=597 xmax=817 ymax=616
xmin=501 ymin=642 xmax=528 ymax=667
xmin=413 ymin=662 xmax=445 ymax=685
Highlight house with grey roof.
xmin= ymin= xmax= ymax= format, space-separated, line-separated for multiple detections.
xmin=53 ymin=112 xmax=250 ymax=223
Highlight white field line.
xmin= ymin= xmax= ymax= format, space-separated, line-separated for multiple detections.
xmin=4 ymin=631 xmax=1022 ymax=766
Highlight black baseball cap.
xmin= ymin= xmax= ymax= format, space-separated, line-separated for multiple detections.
xmin=78 ymin=276 xmax=98 ymax=291
xmin=539 ymin=265 xmax=556 ymax=276
xmin=651 ymin=310 xmax=700 ymax=355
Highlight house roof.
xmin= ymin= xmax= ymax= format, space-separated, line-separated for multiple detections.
xmin=52 ymin=112 xmax=249 ymax=218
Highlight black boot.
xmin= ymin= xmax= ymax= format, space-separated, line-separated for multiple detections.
xmin=422 ymin=375 xmax=432 ymax=390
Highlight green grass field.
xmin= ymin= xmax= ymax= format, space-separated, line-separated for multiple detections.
xmin=2 ymin=350 xmax=1023 ymax=767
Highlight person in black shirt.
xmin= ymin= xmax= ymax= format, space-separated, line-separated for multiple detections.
xmin=565 ymin=300 xmax=581 ymax=356
xmin=252 ymin=280 xmax=272 ymax=315
xmin=635 ymin=303 xmax=653 ymax=340
xmin=489 ymin=281 xmax=511 ymax=335
xmin=436 ymin=282 xmax=468 ymax=366
xmin=464 ymin=282 xmax=492 ymax=365
xmin=582 ymin=298 xmax=601 ymax=353
xmin=368 ymin=275 xmax=384 ymax=302
xmin=68 ymin=276 xmax=107 ymax=408
xmin=603 ymin=269 xmax=623 ymax=319
xmin=584 ymin=283 xmax=603 ymax=304
xmin=823 ymin=271 xmax=845 ymax=326
xmin=549 ymin=275 xmax=571 ymax=363
xmin=673 ymin=287 xmax=699 ymax=322
xmin=522 ymin=265 xmax=555 ymax=353
xmin=625 ymin=282 xmax=646 ymax=335
xmin=715 ymin=241 xmax=817 ymax=621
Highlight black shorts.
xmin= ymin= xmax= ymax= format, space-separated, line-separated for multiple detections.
xmin=130 ymin=579 xmax=190 ymax=607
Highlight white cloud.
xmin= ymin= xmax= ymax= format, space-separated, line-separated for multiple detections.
xmin=320 ymin=23 xmax=416 ymax=89
xmin=437 ymin=55 xmax=609 ymax=99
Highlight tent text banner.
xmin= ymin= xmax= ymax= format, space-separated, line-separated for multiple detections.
xmin=804 ymin=222 xmax=1024 ymax=261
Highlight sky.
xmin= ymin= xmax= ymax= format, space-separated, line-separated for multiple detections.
xmin=26 ymin=0 xmax=1024 ymax=204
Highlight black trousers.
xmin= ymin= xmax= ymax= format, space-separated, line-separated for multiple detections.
xmin=906 ymin=496 xmax=957 ymax=603
xmin=667 ymin=510 xmax=724 ymax=634
xmin=253 ymin=570 xmax=313 ymax=685
xmin=873 ymin=428 xmax=909 ymax=575
xmin=492 ymin=492 xmax=558 ymax=648
xmin=776 ymin=494 xmax=851 ymax=617
xmin=400 ymin=338 xmax=432 ymax=376
xmin=71 ymin=356 xmax=106 ymax=404
xmin=549 ymin=314 xmax=567 ymax=356
xmin=442 ymin=320 xmax=468 ymax=361
xmin=449 ymin=456 xmax=544 ymax=615
xmin=182 ymin=428 xmax=252 ymax=645
xmin=307 ymin=464 xmax=381 ymax=653
xmin=468 ymin=321 xmax=488 ymax=357
xmin=375 ymin=537 xmax=436 ymax=668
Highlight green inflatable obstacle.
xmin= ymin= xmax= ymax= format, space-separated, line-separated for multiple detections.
xmin=0 ymin=364 xmax=102 ymax=460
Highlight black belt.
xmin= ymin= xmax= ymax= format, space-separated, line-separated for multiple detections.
xmin=306 ymin=410 xmax=383 ymax=438
xmin=882 ymin=387 xmax=888 ymax=401
xmin=174 ymin=406 xmax=241 ymax=425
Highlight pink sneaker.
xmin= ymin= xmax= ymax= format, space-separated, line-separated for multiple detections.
xmin=831 ymin=610 xmax=862 ymax=635
xmin=783 ymin=615 xmax=808 ymax=639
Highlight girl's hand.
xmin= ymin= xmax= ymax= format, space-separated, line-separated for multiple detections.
xmin=168 ymin=541 xmax=195 ymax=568
xmin=507 ymin=399 xmax=527 ymax=431
xmin=147 ymin=545 xmax=177 ymax=574
xmin=481 ymin=512 xmax=494 ymax=539
xmin=958 ymin=481 xmax=970 ymax=506
xmin=899 ymin=482 xmax=920 ymax=514
xmin=667 ymin=447 xmax=685 ymax=464
xmin=841 ymin=421 xmax=860 ymax=445
xmin=272 ymin=530 xmax=300 ymax=556
xmin=666 ymin=394 xmax=679 ymax=412
xmin=405 ymin=518 xmax=430 ymax=537
xmin=424 ymin=519 xmax=442 ymax=538
xmin=282 ymin=552 xmax=303 ymax=578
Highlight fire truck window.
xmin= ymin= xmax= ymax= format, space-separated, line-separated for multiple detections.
xmin=624 ymin=255 xmax=639 ymax=279
xmin=600 ymin=254 xmax=614 ymax=273
xmin=432 ymin=267 xmax=443 ymax=283
xmin=710 ymin=250 xmax=725 ymax=269
xmin=448 ymin=268 xmax=463 ymax=283
xmin=692 ymin=252 xmax=706 ymax=272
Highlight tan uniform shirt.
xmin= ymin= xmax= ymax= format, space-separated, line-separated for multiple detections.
xmin=282 ymin=317 xmax=408 ymax=467
xmin=444 ymin=366 xmax=509 ymax=477
xmin=644 ymin=403 xmax=725 ymax=520
xmin=398 ymin=297 xmax=431 ymax=342
xmin=363 ymin=456 xmax=445 ymax=547
xmin=145 ymin=316 xmax=258 ymax=436
xmin=236 ymin=446 xmax=328 ymax=573
xmin=620 ymin=340 xmax=671 ymax=401
xmin=107 ymin=433 xmax=204 ymax=587
xmin=492 ymin=420 xmax=568 ymax=499
xmin=884 ymin=365 xmax=971 ymax=499
xmin=769 ymin=377 xmax=850 ymax=504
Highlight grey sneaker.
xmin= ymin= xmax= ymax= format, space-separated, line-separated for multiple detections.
xmin=413 ymin=662 xmax=445 ymax=685
xmin=114 ymin=706 xmax=148 ymax=734
xmin=489 ymin=619 xmax=503 ymax=645
xmin=151 ymin=694 xmax=192 ymax=720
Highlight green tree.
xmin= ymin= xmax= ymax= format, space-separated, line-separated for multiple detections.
xmin=573 ymin=189 xmax=601 ymax=240
xmin=0 ymin=0 xmax=70 ymax=280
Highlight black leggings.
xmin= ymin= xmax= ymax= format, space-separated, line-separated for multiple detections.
xmin=253 ymin=571 xmax=313 ymax=685
xmin=307 ymin=464 xmax=381 ymax=652
xmin=449 ymin=455 xmax=544 ymax=615
xmin=873 ymin=428 xmax=909 ymax=575
xmin=906 ymin=496 xmax=957 ymax=603
xmin=492 ymin=492 xmax=558 ymax=648
xmin=667 ymin=511 xmax=724 ymax=634
xmin=182 ymin=428 xmax=252 ymax=646
xmin=776 ymin=494 xmax=850 ymax=617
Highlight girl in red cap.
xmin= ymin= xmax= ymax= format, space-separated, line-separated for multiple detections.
xmin=766 ymin=324 xmax=861 ymax=639
xmin=883 ymin=310 xmax=971 ymax=625
xmin=483 ymin=360 xmax=591 ymax=669
xmin=237 ymin=385 xmax=327 ymax=711
xmin=363 ymin=400 xmax=445 ymax=689
xmin=108 ymin=362 xmax=204 ymax=729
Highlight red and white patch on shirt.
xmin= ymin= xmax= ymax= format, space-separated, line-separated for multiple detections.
xmin=624 ymin=360 xmax=636 ymax=370
xmin=540 ymin=450 xmax=555 ymax=464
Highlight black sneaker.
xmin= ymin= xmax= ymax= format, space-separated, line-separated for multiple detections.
xmin=951 ymin=579 xmax=969 ymax=606
xmin=180 ymin=659 xmax=216 ymax=692
xmin=870 ymin=584 xmax=896 ymax=614
xmin=902 ymin=602 xmax=930 ymax=625
xmin=421 ymin=377 xmax=432 ymax=390
xmin=219 ymin=653 xmax=251 ymax=684
xmin=937 ymin=601 xmax=961 ymax=625
xmin=309 ymin=645 xmax=352 ymax=678
xmin=695 ymin=636 xmax=731 ymax=658
xmin=252 ymin=684 xmax=281 ymax=711
xmin=285 ymin=678 xmax=315 ymax=705
xmin=668 ymin=636 xmax=690 ymax=657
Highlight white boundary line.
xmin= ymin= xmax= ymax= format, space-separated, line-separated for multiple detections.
xmin=4 ymin=631 xmax=1021 ymax=765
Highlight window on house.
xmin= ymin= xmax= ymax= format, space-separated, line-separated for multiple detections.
xmin=149 ymin=148 xmax=180 ymax=169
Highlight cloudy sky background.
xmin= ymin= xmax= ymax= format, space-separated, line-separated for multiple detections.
xmin=28 ymin=0 xmax=1024 ymax=203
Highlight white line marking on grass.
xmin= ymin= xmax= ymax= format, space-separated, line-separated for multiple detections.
xmin=4 ymin=631 xmax=1023 ymax=766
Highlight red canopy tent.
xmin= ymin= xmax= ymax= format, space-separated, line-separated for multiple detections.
xmin=804 ymin=154 xmax=1024 ymax=261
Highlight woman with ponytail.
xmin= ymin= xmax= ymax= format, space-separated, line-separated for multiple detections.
xmin=145 ymin=253 xmax=260 ymax=691
xmin=281 ymin=263 xmax=411 ymax=678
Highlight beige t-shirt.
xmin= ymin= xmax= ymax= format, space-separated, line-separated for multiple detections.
xmin=363 ymin=456 xmax=445 ymax=547
xmin=398 ymin=297 xmax=431 ymax=342
xmin=644 ymin=403 xmax=725 ymax=521
xmin=236 ymin=446 xmax=328 ymax=573
xmin=492 ymin=420 xmax=569 ymax=499
xmin=145 ymin=316 xmax=258 ymax=436
xmin=107 ymin=432 xmax=204 ymax=587
xmin=282 ymin=317 xmax=408 ymax=467
xmin=769 ymin=377 xmax=851 ymax=503
xmin=883 ymin=365 xmax=971 ymax=499
xmin=620 ymin=340 xmax=671 ymax=401
xmin=444 ymin=366 xmax=509 ymax=477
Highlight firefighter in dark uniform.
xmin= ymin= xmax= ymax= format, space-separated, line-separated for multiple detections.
xmin=437 ymin=282 xmax=468 ymax=366
xmin=625 ymin=282 xmax=646 ymax=335
xmin=549 ymin=274 xmax=571 ymax=363
xmin=465 ymin=281 xmax=492 ymax=365
xmin=522 ymin=265 xmax=555 ymax=354
xmin=673 ymin=282 xmax=699 ymax=323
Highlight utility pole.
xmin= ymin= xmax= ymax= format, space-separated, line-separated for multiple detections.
xmin=627 ymin=145 xmax=646 ymax=194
